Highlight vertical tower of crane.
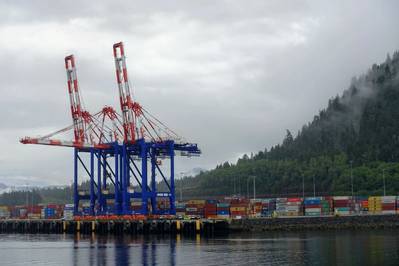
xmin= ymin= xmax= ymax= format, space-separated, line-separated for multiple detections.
xmin=65 ymin=55 xmax=85 ymax=144
xmin=113 ymin=42 xmax=137 ymax=143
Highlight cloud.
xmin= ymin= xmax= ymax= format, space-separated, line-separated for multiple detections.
xmin=0 ymin=1 xmax=398 ymax=184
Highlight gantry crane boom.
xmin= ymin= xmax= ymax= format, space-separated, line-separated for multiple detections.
xmin=65 ymin=55 xmax=86 ymax=144
xmin=113 ymin=42 xmax=139 ymax=143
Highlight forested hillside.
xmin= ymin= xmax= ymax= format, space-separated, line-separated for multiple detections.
xmin=179 ymin=51 xmax=399 ymax=198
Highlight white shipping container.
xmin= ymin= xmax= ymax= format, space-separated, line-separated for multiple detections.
xmin=336 ymin=211 xmax=350 ymax=215
xmin=286 ymin=202 xmax=302 ymax=206
xmin=261 ymin=199 xmax=274 ymax=203
xmin=63 ymin=210 xmax=74 ymax=221
xmin=381 ymin=200 xmax=395 ymax=203
xmin=250 ymin=199 xmax=262 ymax=203
xmin=0 ymin=210 xmax=10 ymax=218
xmin=276 ymin=211 xmax=288 ymax=216
xmin=381 ymin=196 xmax=396 ymax=200
xmin=381 ymin=197 xmax=396 ymax=203
xmin=305 ymin=208 xmax=321 ymax=213
xmin=382 ymin=210 xmax=396 ymax=214
xmin=286 ymin=206 xmax=301 ymax=211
xmin=305 ymin=197 xmax=323 ymax=201
xmin=333 ymin=196 xmax=350 ymax=200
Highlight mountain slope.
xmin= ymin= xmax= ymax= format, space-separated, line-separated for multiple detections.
xmin=178 ymin=51 xmax=399 ymax=198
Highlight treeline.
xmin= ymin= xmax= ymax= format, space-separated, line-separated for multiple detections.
xmin=181 ymin=51 xmax=399 ymax=198
xmin=0 ymin=186 xmax=73 ymax=206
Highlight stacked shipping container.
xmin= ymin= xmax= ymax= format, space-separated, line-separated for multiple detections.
xmin=381 ymin=196 xmax=396 ymax=214
xmin=204 ymin=200 xmax=217 ymax=219
xmin=230 ymin=198 xmax=249 ymax=218
xmin=63 ymin=204 xmax=74 ymax=220
xmin=333 ymin=196 xmax=351 ymax=215
xmin=304 ymin=197 xmax=321 ymax=216
xmin=285 ymin=198 xmax=302 ymax=216
xmin=250 ymin=199 xmax=263 ymax=217
xmin=216 ymin=203 xmax=230 ymax=219
xmin=0 ymin=206 xmax=9 ymax=219
xmin=321 ymin=197 xmax=333 ymax=215
xmin=368 ymin=196 xmax=382 ymax=214
xmin=186 ymin=200 xmax=205 ymax=218
xmin=275 ymin=198 xmax=287 ymax=216
xmin=260 ymin=199 xmax=276 ymax=217
xmin=175 ymin=202 xmax=186 ymax=217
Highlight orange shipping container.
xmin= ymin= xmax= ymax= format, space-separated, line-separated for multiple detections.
xmin=230 ymin=207 xmax=246 ymax=212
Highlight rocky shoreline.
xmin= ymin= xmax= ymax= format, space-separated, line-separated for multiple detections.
xmin=229 ymin=215 xmax=399 ymax=232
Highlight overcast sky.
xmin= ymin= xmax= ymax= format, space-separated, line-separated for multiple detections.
xmin=0 ymin=1 xmax=398 ymax=186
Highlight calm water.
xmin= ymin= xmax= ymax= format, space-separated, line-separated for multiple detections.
xmin=0 ymin=230 xmax=398 ymax=265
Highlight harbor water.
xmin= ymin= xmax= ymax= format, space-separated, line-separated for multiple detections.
xmin=0 ymin=229 xmax=398 ymax=265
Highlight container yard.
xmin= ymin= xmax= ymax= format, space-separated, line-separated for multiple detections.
xmin=3 ymin=195 xmax=399 ymax=221
xmin=2 ymin=195 xmax=399 ymax=235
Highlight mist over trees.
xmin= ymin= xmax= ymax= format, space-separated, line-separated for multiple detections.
xmin=181 ymin=51 xmax=399 ymax=198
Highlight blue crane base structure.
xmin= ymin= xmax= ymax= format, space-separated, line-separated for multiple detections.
xmin=74 ymin=139 xmax=200 ymax=216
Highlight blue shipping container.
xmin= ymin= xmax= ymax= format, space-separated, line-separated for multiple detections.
xmin=304 ymin=200 xmax=321 ymax=205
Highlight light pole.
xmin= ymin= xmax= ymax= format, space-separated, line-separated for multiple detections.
xmin=253 ymin=176 xmax=256 ymax=200
xmin=238 ymin=176 xmax=241 ymax=196
xmin=71 ymin=181 xmax=73 ymax=202
xmin=302 ymin=174 xmax=305 ymax=199
xmin=25 ymin=183 xmax=28 ymax=207
xmin=246 ymin=178 xmax=250 ymax=199
xmin=350 ymin=161 xmax=353 ymax=198
xmin=313 ymin=175 xmax=316 ymax=197
xmin=233 ymin=177 xmax=236 ymax=196
xmin=179 ymin=172 xmax=184 ymax=202
xmin=383 ymin=169 xmax=386 ymax=196
xmin=247 ymin=176 xmax=256 ymax=199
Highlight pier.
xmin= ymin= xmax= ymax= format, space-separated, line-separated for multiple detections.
xmin=2 ymin=215 xmax=399 ymax=235
xmin=0 ymin=219 xmax=229 ymax=236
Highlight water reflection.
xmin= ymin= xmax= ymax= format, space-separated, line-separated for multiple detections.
xmin=72 ymin=234 xmax=178 ymax=266
xmin=54 ymin=230 xmax=399 ymax=265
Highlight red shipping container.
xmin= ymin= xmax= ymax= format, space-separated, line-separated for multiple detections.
xmin=304 ymin=204 xmax=321 ymax=208
xmin=204 ymin=204 xmax=217 ymax=210
xmin=382 ymin=203 xmax=395 ymax=210
xmin=186 ymin=204 xmax=204 ymax=208
xmin=230 ymin=198 xmax=249 ymax=204
xmin=334 ymin=200 xmax=350 ymax=207
xmin=27 ymin=206 xmax=42 ymax=214
xmin=204 ymin=205 xmax=217 ymax=211
xmin=287 ymin=198 xmax=302 ymax=202
xmin=230 ymin=203 xmax=248 ymax=208
xmin=230 ymin=211 xmax=246 ymax=216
